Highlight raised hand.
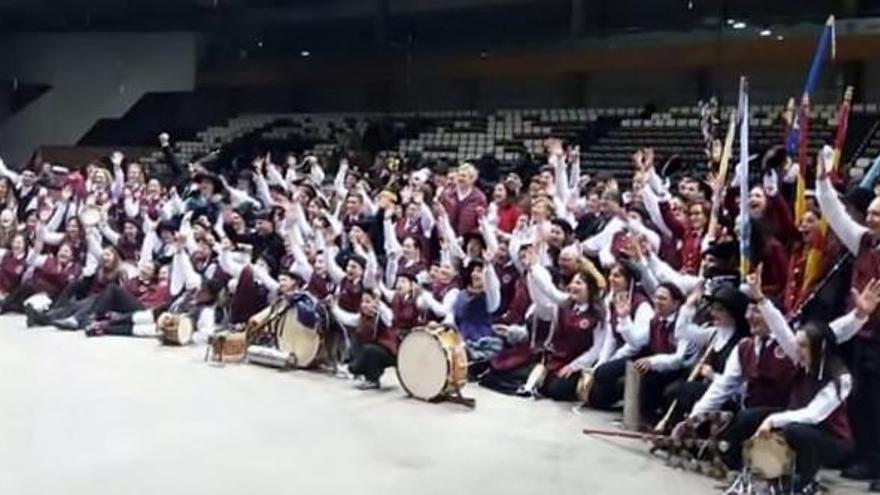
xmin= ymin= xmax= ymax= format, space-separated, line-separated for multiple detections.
xmin=853 ymin=278 xmax=880 ymax=318
xmin=745 ymin=265 xmax=764 ymax=302
xmin=110 ymin=151 xmax=124 ymax=168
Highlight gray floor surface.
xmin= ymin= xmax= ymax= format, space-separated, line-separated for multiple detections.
xmin=0 ymin=315 xmax=865 ymax=494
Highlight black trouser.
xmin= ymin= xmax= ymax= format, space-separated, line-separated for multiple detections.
xmin=720 ymin=407 xmax=778 ymax=471
xmin=349 ymin=343 xmax=395 ymax=383
xmin=640 ymin=369 xmax=687 ymax=420
xmin=42 ymin=295 xmax=96 ymax=328
xmin=541 ymin=373 xmax=580 ymax=401
xmin=88 ymin=285 xmax=144 ymax=321
xmin=782 ymin=423 xmax=853 ymax=487
xmin=848 ymin=337 xmax=880 ymax=473
xmin=590 ymin=357 xmax=631 ymax=410
xmin=1 ymin=282 xmax=39 ymax=314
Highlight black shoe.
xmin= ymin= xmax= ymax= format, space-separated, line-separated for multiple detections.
xmin=24 ymin=306 xmax=47 ymax=328
xmin=356 ymin=379 xmax=380 ymax=390
xmin=870 ymin=480 xmax=880 ymax=493
xmin=842 ymin=462 xmax=877 ymax=481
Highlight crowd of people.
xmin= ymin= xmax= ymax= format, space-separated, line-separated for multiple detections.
xmin=2 ymin=125 xmax=880 ymax=494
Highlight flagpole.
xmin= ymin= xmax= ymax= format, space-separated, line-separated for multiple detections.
xmin=738 ymin=76 xmax=750 ymax=279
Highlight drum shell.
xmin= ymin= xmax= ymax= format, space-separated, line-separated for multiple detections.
xmin=246 ymin=345 xmax=294 ymax=369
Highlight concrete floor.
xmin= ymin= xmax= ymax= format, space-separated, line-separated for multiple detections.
xmin=0 ymin=315 xmax=865 ymax=495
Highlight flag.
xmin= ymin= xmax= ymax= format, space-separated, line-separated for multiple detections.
xmin=738 ymin=77 xmax=751 ymax=278
xmin=789 ymin=15 xmax=836 ymax=223
xmin=801 ymin=87 xmax=852 ymax=293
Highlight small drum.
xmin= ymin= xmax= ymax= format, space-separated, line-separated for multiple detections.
xmin=158 ymin=313 xmax=194 ymax=346
xmin=575 ymin=371 xmax=595 ymax=404
xmin=397 ymin=325 xmax=468 ymax=401
xmin=743 ymin=433 xmax=793 ymax=480
xmin=79 ymin=205 xmax=103 ymax=227
xmin=207 ymin=331 xmax=247 ymax=363
xmin=277 ymin=307 xmax=322 ymax=369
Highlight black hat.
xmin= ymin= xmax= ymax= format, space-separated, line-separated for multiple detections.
xmin=461 ymin=232 xmax=486 ymax=251
xmin=194 ymin=171 xmax=223 ymax=192
xmin=157 ymin=218 xmax=178 ymax=236
xmin=550 ymin=218 xmax=574 ymax=238
xmin=346 ymin=253 xmax=367 ymax=270
xmin=704 ymin=241 xmax=738 ymax=262
xmin=253 ymin=209 xmax=274 ymax=223
xmin=704 ymin=285 xmax=748 ymax=320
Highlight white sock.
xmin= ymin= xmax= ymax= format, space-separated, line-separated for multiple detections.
xmin=132 ymin=323 xmax=158 ymax=337
xmin=132 ymin=310 xmax=153 ymax=325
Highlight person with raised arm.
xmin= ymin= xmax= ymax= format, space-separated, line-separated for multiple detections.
xmin=726 ymin=269 xmax=872 ymax=493
xmin=816 ymin=144 xmax=880 ymax=487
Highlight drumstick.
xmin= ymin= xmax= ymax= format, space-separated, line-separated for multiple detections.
xmin=583 ymin=428 xmax=665 ymax=442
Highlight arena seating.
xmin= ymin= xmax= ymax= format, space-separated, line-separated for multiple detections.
xmin=136 ymin=103 xmax=880 ymax=184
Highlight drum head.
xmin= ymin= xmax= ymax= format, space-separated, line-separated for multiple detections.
xmin=397 ymin=330 xmax=449 ymax=400
xmin=177 ymin=316 xmax=194 ymax=345
xmin=744 ymin=434 xmax=792 ymax=479
xmin=278 ymin=308 xmax=321 ymax=368
xmin=80 ymin=207 xmax=101 ymax=227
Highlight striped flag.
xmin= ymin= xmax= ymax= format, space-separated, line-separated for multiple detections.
xmin=738 ymin=77 xmax=751 ymax=278
xmin=790 ymin=15 xmax=836 ymax=224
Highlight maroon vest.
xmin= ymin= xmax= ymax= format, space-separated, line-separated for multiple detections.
xmin=30 ymin=257 xmax=80 ymax=297
xmin=788 ymin=372 xmax=852 ymax=442
xmin=337 ymin=277 xmax=363 ymax=313
xmin=850 ymin=233 xmax=880 ymax=339
xmin=494 ymin=261 xmax=519 ymax=316
xmin=396 ymin=259 xmax=426 ymax=280
xmin=431 ymin=279 xmax=458 ymax=300
xmin=391 ymin=293 xmax=421 ymax=331
xmin=0 ymin=252 xmax=26 ymax=293
xmin=648 ymin=316 xmax=677 ymax=355
xmin=307 ymin=272 xmax=334 ymax=301
xmin=738 ymin=337 xmax=799 ymax=409
xmin=546 ymin=303 xmax=596 ymax=373
xmin=356 ymin=312 xmax=399 ymax=355
xmin=497 ymin=277 xmax=531 ymax=325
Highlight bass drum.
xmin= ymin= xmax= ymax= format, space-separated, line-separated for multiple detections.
xmin=276 ymin=305 xmax=322 ymax=369
xmin=396 ymin=325 xmax=468 ymax=401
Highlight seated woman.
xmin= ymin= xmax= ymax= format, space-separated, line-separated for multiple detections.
xmin=27 ymin=235 xmax=130 ymax=328
xmin=0 ymin=233 xmax=32 ymax=306
xmin=597 ymin=262 xmax=654 ymax=365
xmin=720 ymin=271 xmax=871 ymax=493
xmin=85 ymin=240 xmax=222 ymax=342
xmin=524 ymin=258 xmax=607 ymax=401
